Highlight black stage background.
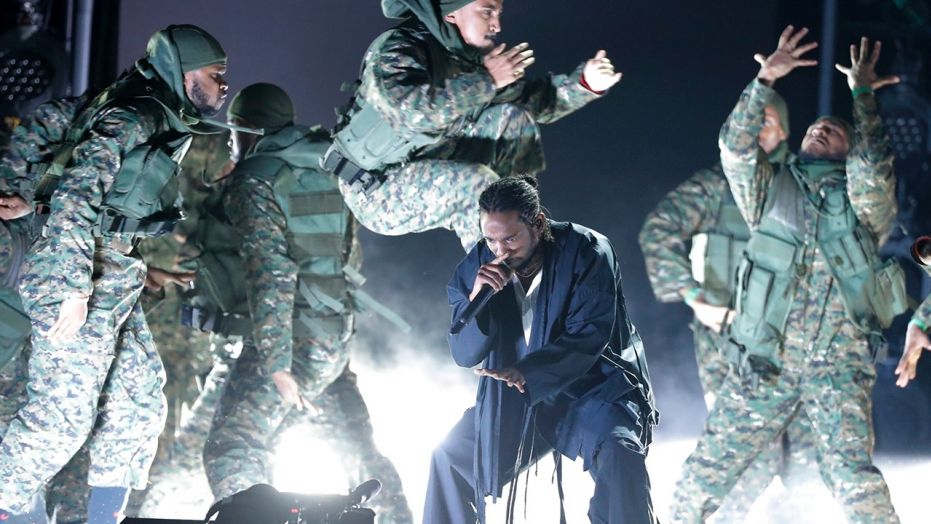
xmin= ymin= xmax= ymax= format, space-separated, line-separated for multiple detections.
xmin=2 ymin=0 xmax=925 ymax=521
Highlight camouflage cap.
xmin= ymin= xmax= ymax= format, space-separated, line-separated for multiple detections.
xmin=227 ymin=83 xmax=294 ymax=131
xmin=439 ymin=0 xmax=475 ymax=16
xmin=169 ymin=24 xmax=227 ymax=73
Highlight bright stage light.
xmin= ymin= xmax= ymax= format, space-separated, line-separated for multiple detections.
xmin=139 ymin=348 xmax=931 ymax=523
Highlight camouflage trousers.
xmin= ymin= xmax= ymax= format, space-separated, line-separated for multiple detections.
xmin=690 ymin=322 xmax=819 ymax=522
xmin=171 ymin=334 xmax=239 ymax=465
xmin=126 ymin=289 xmax=216 ymax=514
xmin=0 ymin=343 xmax=92 ymax=523
xmin=670 ymin=334 xmax=898 ymax=523
xmin=340 ymin=103 xmax=545 ymax=251
xmin=0 ymin=247 xmax=167 ymax=514
xmin=204 ymin=335 xmax=413 ymax=524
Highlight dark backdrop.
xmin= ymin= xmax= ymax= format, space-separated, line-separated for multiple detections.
xmin=114 ymin=0 xmax=930 ymax=444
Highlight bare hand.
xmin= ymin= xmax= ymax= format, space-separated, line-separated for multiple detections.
xmin=271 ymin=370 xmax=318 ymax=413
xmin=0 ymin=195 xmax=32 ymax=220
xmin=582 ymin=50 xmax=622 ymax=92
xmin=834 ymin=37 xmax=900 ymax=92
xmin=895 ymin=323 xmax=931 ymax=387
xmin=484 ymin=42 xmax=535 ymax=89
xmin=688 ymin=297 xmax=736 ymax=332
xmin=754 ymin=25 xmax=819 ymax=85
xmin=144 ymin=267 xmax=196 ymax=292
xmin=476 ymin=367 xmax=526 ymax=394
xmin=48 ymin=297 xmax=88 ymax=342
xmin=469 ymin=253 xmax=512 ymax=301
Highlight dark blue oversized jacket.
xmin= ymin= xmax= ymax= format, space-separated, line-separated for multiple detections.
xmin=447 ymin=221 xmax=658 ymax=505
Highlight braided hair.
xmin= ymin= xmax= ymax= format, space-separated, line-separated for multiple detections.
xmin=478 ymin=175 xmax=552 ymax=241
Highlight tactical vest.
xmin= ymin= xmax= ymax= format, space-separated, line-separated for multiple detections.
xmin=34 ymin=75 xmax=191 ymax=239
xmin=323 ymin=24 xmax=451 ymax=189
xmin=727 ymin=166 xmax=908 ymax=376
xmin=184 ymin=149 xmax=357 ymax=343
xmin=692 ymin=167 xmax=751 ymax=307
xmin=0 ymin=220 xmax=32 ymax=369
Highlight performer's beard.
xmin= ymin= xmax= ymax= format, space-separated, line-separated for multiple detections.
xmin=512 ymin=239 xmax=544 ymax=278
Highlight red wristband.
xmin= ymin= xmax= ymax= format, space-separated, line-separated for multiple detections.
xmin=579 ymin=73 xmax=605 ymax=95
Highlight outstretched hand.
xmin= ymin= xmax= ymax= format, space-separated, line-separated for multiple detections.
xmin=476 ymin=367 xmax=526 ymax=394
xmin=755 ymin=25 xmax=819 ymax=85
xmin=582 ymin=50 xmax=622 ymax=92
xmin=835 ymin=37 xmax=900 ymax=92
xmin=895 ymin=323 xmax=931 ymax=387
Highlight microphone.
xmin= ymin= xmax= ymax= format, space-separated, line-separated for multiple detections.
xmin=450 ymin=261 xmax=511 ymax=335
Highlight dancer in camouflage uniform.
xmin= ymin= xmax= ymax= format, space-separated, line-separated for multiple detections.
xmin=328 ymin=0 xmax=621 ymax=250
xmin=199 ymin=84 xmax=412 ymax=523
xmin=670 ymin=27 xmax=905 ymax=523
xmin=0 ymin=25 xmax=229 ymax=523
xmin=641 ymin=97 xmax=824 ymax=520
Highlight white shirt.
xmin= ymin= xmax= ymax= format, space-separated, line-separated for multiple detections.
xmin=511 ymin=269 xmax=543 ymax=346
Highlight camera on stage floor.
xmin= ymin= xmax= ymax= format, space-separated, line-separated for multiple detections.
xmin=202 ymin=479 xmax=381 ymax=524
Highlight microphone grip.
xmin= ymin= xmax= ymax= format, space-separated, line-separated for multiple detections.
xmin=450 ymin=285 xmax=495 ymax=335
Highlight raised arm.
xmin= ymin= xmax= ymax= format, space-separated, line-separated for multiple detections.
xmin=492 ymin=50 xmax=620 ymax=124
xmin=721 ymin=26 xmax=818 ymax=227
xmin=836 ymin=38 xmax=900 ymax=242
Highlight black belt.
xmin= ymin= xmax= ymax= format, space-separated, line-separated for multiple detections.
xmin=321 ymin=146 xmax=384 ymax=193
xmin=94 ymin=210 xmax=178 ymax=238
xmin=180 ymin=304 xmax=252 ymax=337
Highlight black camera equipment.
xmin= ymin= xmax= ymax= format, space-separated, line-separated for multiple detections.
xmin=202 ymin=479 xmax=381 ymax=524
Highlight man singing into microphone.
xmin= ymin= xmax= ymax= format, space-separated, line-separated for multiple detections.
xmin=424 ymin=176 xmax=659 ymax=524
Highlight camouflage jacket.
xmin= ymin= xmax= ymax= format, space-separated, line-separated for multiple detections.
xmin=914 ymin=293 xmax=931 ymax=329
xmin=640 ymin=164 xmax=733 ymax=303
xmin=34 ymin=102 xmax=188 ymax=300
xmin=359 ymin=20 xmax=600 ymax=142
xmin=221 ymin=126 xmax=347 ymax=375
xmin=720 ymin=79 xmax=896 ymax=356
xmin=0 ymin=96 xmax=85 ymax=204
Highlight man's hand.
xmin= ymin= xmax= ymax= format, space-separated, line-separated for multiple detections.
xmin=48 ymin=297 xmax=88 ymax=342
xmin=476 ymin=367 xmax=526 ymax=394
xmin=895 ymin=323 xmax=931 ymax=387
xmin=271 ymin=370 xmax=318 ymax=413
xmin=834 ymin=37 xmax=900 ymax=92
xmin=754 ymin=25 xmax=819 ymax=85
xmin=144 ymin=267 xmax=196 ymax=292
xmin=469 ymin=253 xmax=512 ymax=301
xmin=582 ymin=50 xmax=622 ymax=92
xmin=0 ymin=195 xmax=32 ymax=220
xmin=688 ymin=298 xmax=736 ymax=333
xmin=484 ymin=42 xmax=535 ymax=89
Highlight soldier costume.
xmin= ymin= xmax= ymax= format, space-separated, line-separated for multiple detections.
xmin=0 ymin=95 xmax=99 ymax=524
xmin=326 ymin=0 xmax=606 ymax=250
xmin=196 ymin=84 xmax=412 ymax=523
xmin=669 ymin=73 xmax=906 ymax=522
xmin=0 ymin=25 xmax=227 ymax=519
xmin=640 ymin=100 xmax=824 ymax=520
